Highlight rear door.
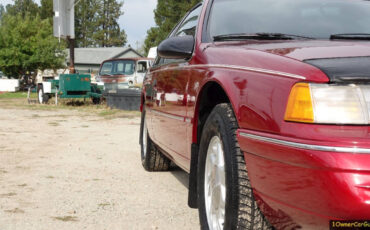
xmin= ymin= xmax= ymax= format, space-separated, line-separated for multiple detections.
xmin=150 ymin=5 xmax=202 ymax=170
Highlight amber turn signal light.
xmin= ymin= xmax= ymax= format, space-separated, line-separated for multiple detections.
xmin=284 ymin=83 xmax=314 ymax=123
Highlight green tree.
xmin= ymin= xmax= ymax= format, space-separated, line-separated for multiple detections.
xmin=144 ymin=27 xmax=160 ymax=55
xmin=0 ymin=4 xmax=5 ymax=24
xmin=144 ymin=0 xmax=200 ymax=54
xmin=93 ymin=0 xmax=127 ymax=47
xmin=75 ymin=0 xmax=100 ymax=47
xmin=40 ymin=0 xmax=53 ymax=20
xmin=0 ymin=14 xmax=66 ymax=78
xmin=6 ymin=0 xmax=39 ymax=18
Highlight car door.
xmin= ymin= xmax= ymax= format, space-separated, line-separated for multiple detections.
xmin=135 ymin=60 xmax=148 ymax=84
xmin=150 ymin=5 xmax=202 ymax=169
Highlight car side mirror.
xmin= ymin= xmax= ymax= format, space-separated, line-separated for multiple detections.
xmin=157 ymin=35 xmax=194 ymax=59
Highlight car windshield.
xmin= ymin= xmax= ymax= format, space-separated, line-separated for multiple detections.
xmin=208 ymin=0 xmax=370 ymax=40
xmin=100 ymin=60 xmax=135 ymax=75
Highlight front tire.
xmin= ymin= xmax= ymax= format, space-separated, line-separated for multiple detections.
xmin=198 ymin=103 xmax=272 ymax=230
xmin=92 ymin=97 xmax=101 ymax=105
xmin=37 ymin=86 xmax=49 ymax=104
xmin=140 ymin=108 xmax=170 ymax=171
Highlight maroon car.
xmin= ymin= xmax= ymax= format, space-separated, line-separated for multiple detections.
xmin=140 ymin=0 xmax=370 ymax=229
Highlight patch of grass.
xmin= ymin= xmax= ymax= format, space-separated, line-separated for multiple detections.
xmin=117 ymin=111 xmax=141 ymax=119
xmin=52 ymin=216 xmax=78 ymax=222
xmin=98 ymin=203 xmax=111 ymax=208
xmin=1 ymin=192 xmax=17 ymax=197
xmin=48 ymin=122 xmax=60 ymax=126
xmin=46 ymin=176 xmax=54 ymax=179
xmin=99 ymin=110 xmax=140 ymax=120
xmin=15 ymin=166 xmax=27 ymax=169
xmin=65 ymin=100 xmax=86 ymax=106
xmin=17 ymin=184 xmax=27 ymax=187
xmin=5 ymin=208 xmax=25 ymax=214
xmin=31 ymin=114 xmax=71 ymax=119
xmin=0 ymin=97 xmax=141 ymax=119
xmin=98 ymin=110 xmax=119 ymax=117
xmin=0 ymin=92 xmax=35 ymax=99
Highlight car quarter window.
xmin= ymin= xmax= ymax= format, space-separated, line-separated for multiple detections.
xmin=154 ymin=4 xmax=202 ymax=67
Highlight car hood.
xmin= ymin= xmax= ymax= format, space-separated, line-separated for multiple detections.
xmin=205 ymin=40 xmax=370 ymax=83
xmin=256 ymin=40 xmax=370 ymax=83
xmin=247 ymin=40 xmax=370 ymax=61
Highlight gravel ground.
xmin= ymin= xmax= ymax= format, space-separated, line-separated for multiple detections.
xmin=0 ymin=107 xmax=199 ymax=230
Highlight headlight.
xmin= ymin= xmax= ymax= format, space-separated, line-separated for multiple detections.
xmin=285 ymin=83 xmax=370 ymax=124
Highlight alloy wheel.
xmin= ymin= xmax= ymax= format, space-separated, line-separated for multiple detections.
xmin=142 ymin=118 xmax=147 ymax=158
xmin=204 ymin=136 xmax=226 ymax=230
xmin=38 ymin=89 xmax=43 ymax=104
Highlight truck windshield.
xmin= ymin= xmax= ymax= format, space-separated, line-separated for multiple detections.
xmin=100 ymin=60 xmax=135 ymax=76
xmin=208 ymin=0 xmax=370 ymax=40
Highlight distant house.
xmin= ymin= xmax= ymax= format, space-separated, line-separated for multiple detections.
xmin=66 ymin=47 xmax=143 ymax=74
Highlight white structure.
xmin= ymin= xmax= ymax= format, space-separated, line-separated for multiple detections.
xmin=53 ymin=0 xmax=75 ymax=39
xmin=35 ymin=69 xmax=69 ymax=84
xmin=147 ymin=47 xmax=157 ymax=59
xmin=0 ymin=79 xmax=19 ymax=92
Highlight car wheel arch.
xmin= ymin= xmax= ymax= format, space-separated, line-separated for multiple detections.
xmin=188 ymin=79 xmax=240 ymax=209
xmin=192 ymin=80 xmax=239 ymax=144
xmin=140 ymin=93 xmax=145 ymax=112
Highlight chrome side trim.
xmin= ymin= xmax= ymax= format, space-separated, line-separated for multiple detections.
xmin=152 ymin=110 xmax=184 ymax=122
xmin=240 ymin=132 xmax=370 ymax=154
xmin=185 ymin=118 xmax=192 ymax=123
xmin=151 ymin=64 xmax=306 ymax=80
xmin=357 ymin=185 xmax=370 ymax=189
xmin=195 ymin=64 xmax=306 ymax=80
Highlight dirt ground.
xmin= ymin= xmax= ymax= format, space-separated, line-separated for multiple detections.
xmin=0 ymin=100 xmax=199 ymax=230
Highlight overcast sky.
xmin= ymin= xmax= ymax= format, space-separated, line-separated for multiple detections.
xmin=1 ymin=0 xmax=157 ymax=48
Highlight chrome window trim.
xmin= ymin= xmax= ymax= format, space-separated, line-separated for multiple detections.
xmin=240 ymin=132 xmax=370 ymax=154
xmin=150 ymin=64 xmax=306 ymax=80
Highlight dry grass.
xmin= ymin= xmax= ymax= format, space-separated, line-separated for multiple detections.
xmin=52 ymin=216 xmax=78 ymax=222
xmin=4 ymin=208 xmax=25 ymax=214
xmin=0 ymin=97 xmax=140 ymax=119
xmin=48 ymin=122 xmax=60 ymax=127
xmin=0 ymin=192 xmax=17 ymax=197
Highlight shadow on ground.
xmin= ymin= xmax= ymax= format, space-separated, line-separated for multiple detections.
xmin=170 ymin=168 xmax=189 ymax=189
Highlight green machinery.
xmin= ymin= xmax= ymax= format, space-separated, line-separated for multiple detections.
xmin=36 ymin=74 xmax=103 ymax=104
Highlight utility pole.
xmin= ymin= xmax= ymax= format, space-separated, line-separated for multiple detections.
xmin=68 ymin=36 xmax=75 ymax=74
